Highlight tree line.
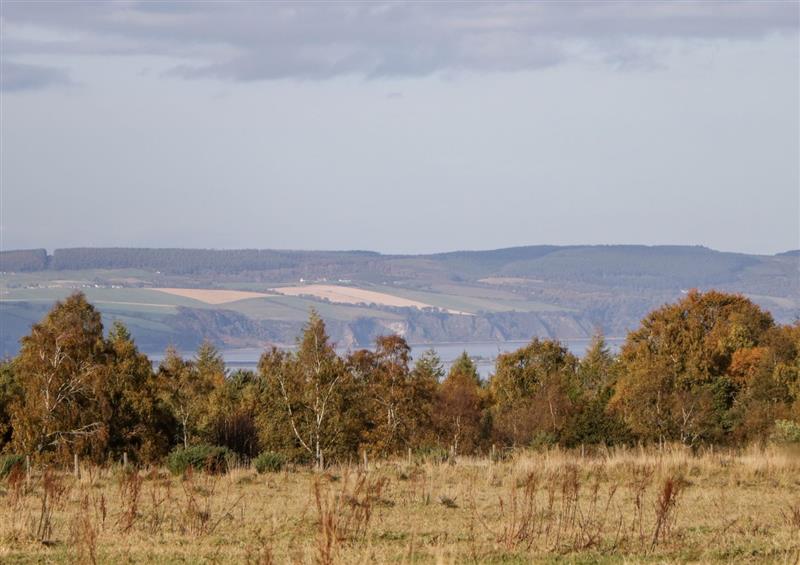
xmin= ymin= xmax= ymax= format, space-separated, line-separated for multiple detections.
xmin=0 ymin=247 xmax=379 ymax=275
xmin=1 ymin=290 xmax=798 ymax=466
xmin=0 ymin=249 xmax=48 ymax=272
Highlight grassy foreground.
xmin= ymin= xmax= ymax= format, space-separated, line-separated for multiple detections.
xmin=1 ymin=446 xmax=798 ymax=564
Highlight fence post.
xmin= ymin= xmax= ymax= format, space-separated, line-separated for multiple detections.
xmin=407 ymin=447 xmax=412 ymax=466
xmin=25 ymin=455 xmax=31 ymax=485
xmin=73 ymin=453 xmax=80 ymax=479
xmin=363 ymin=450 xmax=368 ymax=472
xmin=123 ymin=452 xmax=128 ymax=470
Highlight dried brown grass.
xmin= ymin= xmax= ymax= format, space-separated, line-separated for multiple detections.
xmin=0 ymin=445 xmax=797 ymax=563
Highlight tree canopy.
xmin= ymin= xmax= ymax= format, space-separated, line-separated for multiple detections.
xmin=1 ymin=290 xmax=797 ymax=466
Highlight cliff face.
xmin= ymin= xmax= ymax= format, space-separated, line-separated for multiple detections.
xmin=162 ymin=307 xmax=602 ymax=351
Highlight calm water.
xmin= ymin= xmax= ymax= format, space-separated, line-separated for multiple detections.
xmin=149 ymin=338 xmax=623 ymax=379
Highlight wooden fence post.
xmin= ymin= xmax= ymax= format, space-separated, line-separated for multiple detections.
xmin=123 ymin=452 xmax=128 ymax=469
xmin=363 ymin=450 xmax=368 ymax=472
xmin=73 ymin=453 xmax=80 ymax=479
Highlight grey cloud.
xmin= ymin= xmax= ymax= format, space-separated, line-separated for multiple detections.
xmin=1 ymin=60 xmax=71 ymax=92
xmin=2 ymin=1 xmax=797 ymax=84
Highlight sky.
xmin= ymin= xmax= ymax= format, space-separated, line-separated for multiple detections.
xmin=1 ymin=1 xmax=798 ymax=255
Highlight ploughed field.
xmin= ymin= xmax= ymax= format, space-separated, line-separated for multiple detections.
xmin=1 ymin=446 xmax=798 ymax=563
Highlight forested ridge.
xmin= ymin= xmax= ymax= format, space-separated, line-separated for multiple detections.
xmin=1 ymin=246 xmax=796 ymax=287
xmin=1 ymin=290 xmax=797 ymax=468
xmin=0 ymin=248 xmax=380 ymax=275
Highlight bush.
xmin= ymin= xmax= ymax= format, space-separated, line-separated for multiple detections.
xmin=0 ymin=454 xmax=24 ymax=478
xmin=414 ymin=446 xmax=451 ymax=464
xmin=166 ymin=444 xmax=233 ymax=475
xmin=771 ymin=420 xmax=800 ymax=444
xmin=253 ymin=451 xmax=286 ymax=474
xmin=210 ymin=410 xmax=260 ymax=458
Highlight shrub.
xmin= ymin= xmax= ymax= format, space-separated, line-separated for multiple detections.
xmin=166 ymin=444 xmax=232 ymax=475
xmin=771 ymin=420 xmax=800 ymax=444
xmin=0 ymin=454 xmax=24 ymax=478
xmin=414 ymin=446 xmax=450 ymax=464
xmin=210 ymin=410 xmax=260 ymax=458
xmin=253 ymin=451 xmax=286 ymax=474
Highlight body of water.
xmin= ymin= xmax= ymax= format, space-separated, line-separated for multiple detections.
xmin=149 ymin=338 xmax=624 ymax=379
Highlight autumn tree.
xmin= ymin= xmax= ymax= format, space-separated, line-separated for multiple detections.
xmin=728 ymin=322 xmax=800 ymax=442
xmin=354 ymin=335 xmax=440 ymax=455
xmin=207 ymin=369 xmax=261 ymax=457
xmin=91 ymin=321 xmax=174 ymax=463
xmin=489 ymin=338 xmax=579 ymax=446
xmin=259 ymin=311 xmax=361 ymax=466
xmin=408 ymin=349 xmax=443 ymax=448
xmin=435 ymin=352 xmax=487 ymax=454
xmin=10 ymin=292 xmax=107 ymax=460
xmin=158 ymin=341 xmax=224 ymax=449
xmin=611 ymin=290 xmax=777 ymax=445
xmin=554 ymin=333 xmax=632 ymax=447
xmin=0 ymin=359 xmax=20 ymax=450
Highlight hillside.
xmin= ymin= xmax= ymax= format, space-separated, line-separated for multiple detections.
xmin=1 ymin=245 xmax=797 ymax=356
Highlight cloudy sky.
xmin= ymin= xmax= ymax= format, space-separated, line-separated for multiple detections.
xmin=2 ymin=1 xmax=798 ymax=255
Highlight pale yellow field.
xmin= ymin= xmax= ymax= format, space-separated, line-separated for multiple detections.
xmin=271 ymin=284 xmax=467 ymax=314
xmin=153 ymin=288 xmax=269 ymax=305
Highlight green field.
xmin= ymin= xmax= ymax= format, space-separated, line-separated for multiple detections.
xmin=361 ymin=283 xmax=573 ymax=314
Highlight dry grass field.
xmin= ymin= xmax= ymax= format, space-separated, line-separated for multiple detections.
xmin=152 ymin=288 xmax=270 ymax=305
xmin=1 ymin=446 xmax=799 ymax=564
xmin=271 ymin=284 xmax=469 ymax=315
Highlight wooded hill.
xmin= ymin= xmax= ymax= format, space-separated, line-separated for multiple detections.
xmin=3 ymin=245 xmax=797 ymax=288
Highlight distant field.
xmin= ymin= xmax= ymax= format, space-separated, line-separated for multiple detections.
xmin=271 ymin=284 xmax=470 ymax=314
xmin=372 ymin=284 xmax=572 ymax=314
xmin=478 ymin=276 xmax=543 ymax=285
xmin=0 ymin=287 xmax=203 ymax=310
xmin=152 ymin=287 xmax=270 ymax=305
xmin=0 ymin=280 xmax=574 ymax=330
xmin=224 ymin=295 xmax=406 ymax=323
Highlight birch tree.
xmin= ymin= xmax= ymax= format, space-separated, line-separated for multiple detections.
xmin=260 ymin=311 xmax=358 ymax=467
xmin=11 ymin=293 xmax=105 ymax=460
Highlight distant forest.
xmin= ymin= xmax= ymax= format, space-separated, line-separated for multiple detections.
xmin=2 ymin=246 xmax=797 ymax=289
xmin=0 ymin=247 xmax=379 ymax=275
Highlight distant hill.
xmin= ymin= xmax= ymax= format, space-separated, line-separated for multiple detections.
xmin=1 ymin=245 xmax=797 ymax=357
xmin=0 ymin=244 xmax=790 ymax=282
xmin=0 ymin=249 xmax=48 ymax=272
